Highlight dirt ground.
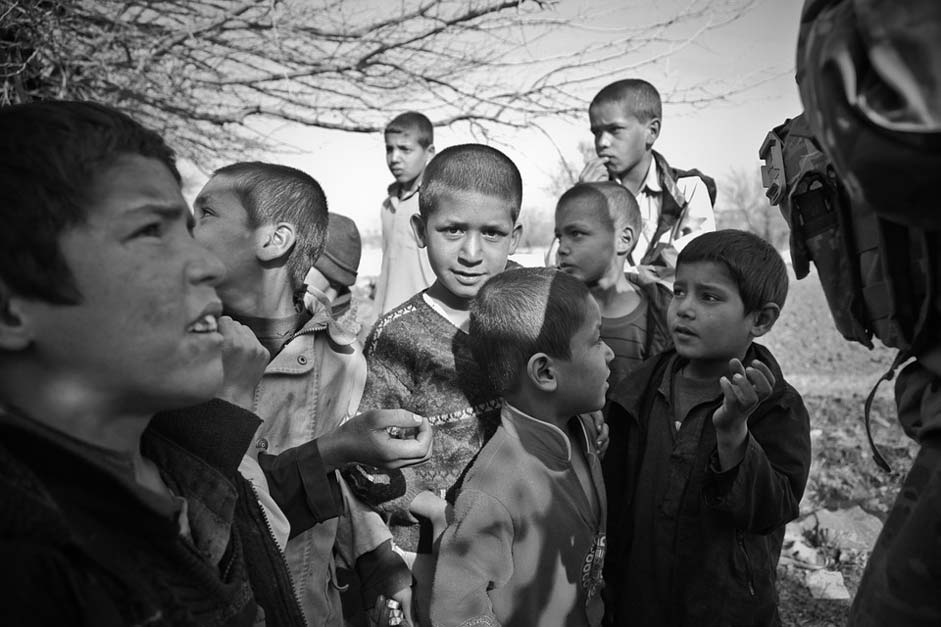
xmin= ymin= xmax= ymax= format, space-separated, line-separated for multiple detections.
xmin=759 ymin=270 xmax=915 ymax=626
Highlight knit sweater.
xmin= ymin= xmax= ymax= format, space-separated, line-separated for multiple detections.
xmin=346 ymin=292 xmax=502 ymax=551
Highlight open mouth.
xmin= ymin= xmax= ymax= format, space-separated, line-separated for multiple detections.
xmin=187 ymin=313 xmax=219 ymax=334
xmin=673 ymin=325 xmax=697 ymax=338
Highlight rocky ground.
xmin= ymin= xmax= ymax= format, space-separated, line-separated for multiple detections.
xmin=760 ymin=269 xmax=915 ymax=626
xmin=352 ymin=266 xmax=915 ymax=625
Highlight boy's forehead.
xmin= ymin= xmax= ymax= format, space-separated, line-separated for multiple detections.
xmin=557 ymin=192 xmax=609 ymax=221
xmin=432 ymin=189 xmax=517 ymax=223
xmin=85 ymin=154 xmax=186 ymax=221
xmin=384 ymin=129 xmax=422 ymax=145
xmin=589 ymin=99 xmax=639 ymax=124
xmin=677 ymin=259 xmax=736 ymax=287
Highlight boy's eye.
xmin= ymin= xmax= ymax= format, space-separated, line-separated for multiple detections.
xmin=132 ymin=223 xmax=163 ymax=239
xmin=701 ymin=292 xmax=720 ymax=302
xmin=482 ymin=229 xmax=505 ymax=240
xmin=198 ymin=207 xmax=215 ymax=220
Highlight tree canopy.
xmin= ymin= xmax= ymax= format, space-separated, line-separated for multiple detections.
xmin=2 ymin=0 xmax=756 ymax=162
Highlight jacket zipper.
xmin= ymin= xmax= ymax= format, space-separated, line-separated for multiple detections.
xmin=736 ymin=530 xmax=756 ymax=596
xmin=249 ymin=483 xmax=303 ymax=607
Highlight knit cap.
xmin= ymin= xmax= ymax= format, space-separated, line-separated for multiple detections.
xmin=314 ymin=212 xmax=362 ymax=287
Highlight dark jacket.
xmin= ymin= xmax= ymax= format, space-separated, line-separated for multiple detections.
xmin=0 ymin=400 xmax=306 ymax=626
xmin=627 ymin=271 xmax=674 ymax=360
xmin=602 ymin=344 xmax=811 ymax=627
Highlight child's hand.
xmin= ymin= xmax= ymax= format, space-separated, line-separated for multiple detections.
xmin=217 ymin=315 xmax=269 ymax=410
xmin=409 ymin=490 xmax=449 ymax=539
xmin=578 ymin=157 xmax=609 ymax=183
xmin=588 ymin=410 xmax=610 ymax=457
xmin=712 ymin=359 xmax=775 ymax=470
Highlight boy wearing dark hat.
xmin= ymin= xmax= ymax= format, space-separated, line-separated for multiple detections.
xmin=304 ymin=212 xmax=364 ymax=324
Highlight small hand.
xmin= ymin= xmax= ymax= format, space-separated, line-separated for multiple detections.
xmin=321 ymin=409 xmax=433 ymax=471
xmin=577 ymin=157 xmax=609 ymax=183
xmin=410 ymin=490 xmax=450 ymax=544
xmin=588 ymin=410 xmax=610 ymax=457
xmin=217 ymin=315 xmax=269 ymax=409
xmin=713 ymin=359 xmax=775 ymax=470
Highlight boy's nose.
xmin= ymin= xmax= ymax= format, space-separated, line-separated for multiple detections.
xmin=460 ymin=233 xmax=483 ymax=262
xmin=187 ymin=238 xmax=226 ymax=287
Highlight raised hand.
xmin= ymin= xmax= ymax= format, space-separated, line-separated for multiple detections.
xmin=713 ymin=358 xmax=775 ymax=470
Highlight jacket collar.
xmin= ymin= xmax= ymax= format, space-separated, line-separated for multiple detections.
xmin=502 ymin=402 xmax=589 ymax=470
xmin=610 ymin=342 xmax=789 ymax=418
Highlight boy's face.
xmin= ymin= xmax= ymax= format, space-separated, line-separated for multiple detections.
xmin=555 ymin=195 xmax=619 ymax=286
xmin=385 ymin=131 xmax=434 ymax=187
xmin=193 ymin=174 xmax=266 ymax=297
xmin=412 ymin=190 xmax=521 ymax=304
xmin=554 ymin=296 xmax=614 ymax=415
xmin=589 ymin=100 xmax=658 ymax=181
xmin=12 ymin=154 xmax=226 ymax=413
xmin=669 ymin=260 xmax=757 ymax=368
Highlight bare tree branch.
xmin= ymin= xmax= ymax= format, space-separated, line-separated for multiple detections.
xmin=2 ymin=0 xmax=759 ymax=163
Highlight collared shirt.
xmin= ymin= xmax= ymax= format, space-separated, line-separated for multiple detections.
xmin=374 ymin=184 xmax=435 ymax=315
xmin=628 ymin=157 xmax=716 ymax=272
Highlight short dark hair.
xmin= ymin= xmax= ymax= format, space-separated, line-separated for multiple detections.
xmin=419 ymin=144 xmax=522 ymax=221
xmin=591 ymin=79 xmax=662 ymax=123
xmin=470 ymin=267 xmax=591 ymax=394
xmin=385 ymin=111 xmax=434 ymax=148
xmin=558 ymin=181 xmax=641 ymax=238
xmin=677 ymin=230 xmax=789 ymax=313
xmin=0 ymin=100 xmax=180 ymax=305
xmin=213 ymin=162 xmax=329 ymax=290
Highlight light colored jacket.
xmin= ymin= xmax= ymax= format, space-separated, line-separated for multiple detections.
xmin=431 ymin=404 xmax=607 ymax=627
xmin=248 ymin=294 xmax=388 ymax=626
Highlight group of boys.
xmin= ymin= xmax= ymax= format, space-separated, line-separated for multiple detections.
xmin=0 ymin=76 xmax=811 ymax=627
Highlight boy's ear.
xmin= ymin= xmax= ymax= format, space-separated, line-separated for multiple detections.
xmin=508 ymin=222 xmax=523 ymax=256
xmin=425 ymin=144 xmax=436 ymax=161
xmin=526 ymin=352 xmax=557 ymax=392
xmin=644 ymin=118 xmax=661 ymax=150
xmin=0 ymin=282 xmax=34 ymax=351
xmin=749 ymin=302 xmax=781 ymax=338
xmin=256 ymin=222 xmax=296 ymax=262
xmin=616 ymin=224 xmax=635 ymax=257
xmin=410 ymin=214 xmax=427 ymax=248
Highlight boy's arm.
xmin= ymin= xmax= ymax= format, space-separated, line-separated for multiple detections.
xmin=430 ymin=489 xmax=514 ymax=627
xmin=333 ymin=476 xmax=412 ymax=616
xmin=705 ymin=360 xmax=812 ymax=534
xmin=345 ymin=347 xmax=432 ymax=519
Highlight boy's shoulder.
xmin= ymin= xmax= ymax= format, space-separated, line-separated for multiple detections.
xmin=625 ymin=272 xmax=672 ymax=312
xmin=366 ymin=293 xmax=433 ymax=349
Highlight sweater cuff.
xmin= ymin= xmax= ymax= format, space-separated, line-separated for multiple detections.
xmin=356 ymin=539 xmax=412 ymax=608
xmin=259 ymin=439 xmax=342 ymax=536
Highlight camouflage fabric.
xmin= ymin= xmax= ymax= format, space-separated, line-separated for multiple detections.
xmin=796 ymin=0 xmax=941 ymax=229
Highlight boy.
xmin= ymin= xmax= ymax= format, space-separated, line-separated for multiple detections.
xmin=603 ymin=230 xmax=812 ymax=626
xmin=431 ymin=267 xmax=613 ymax=627
xmin=579 ymin=79 xmax=716 ymax=283
xmin=374 ymin=111 xmax=436 ymax=316
xmin=192 ymin=163 xmax=411 ymax=624
xmin=347 ymin=143 xmax=524 ymax=621
xmin=0 ymin=101 xmax=432 ymax=626
xmin=304 ymin=212 xmax=362 ymax=324
xmin=555 ymin=181 xmax=673 ymax=389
